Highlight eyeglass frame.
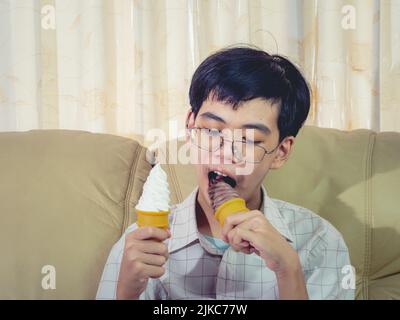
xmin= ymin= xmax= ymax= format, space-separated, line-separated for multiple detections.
xmin=186 ymin=127 xmax=280 ymax=164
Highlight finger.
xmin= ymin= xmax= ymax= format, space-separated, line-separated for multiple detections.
xmin=237 ymin=240 xmax=256 ymax=255
xmin=139 ymin=253 xmax=167 ymax=267
xmin=238 ymin=240 xmax=250 ymax=249
xmin=226 ymin=228 xmax=241 ymax=251
xmin=228 ymin=227 xmax=259 ymax=250
xmin=231 ymin=229 xmax=245 ymax=248
xmin=142 ymin=264 xmax=165 ymax=279
xmin=225 ymin=216 xmax=258 ymax=244
xmin=222 ymin=211 xmax=261 ymax=241
xmin=239 ymin=246 xmax=253 ymax=255
xmin=137 ymin=241 xmax=169 ymax=257
xmin=229 ymin=228 xmax=251 ymax=252
xmin=249 ymin=247 xmax=260 ymax=255
xmin=132 ymin=226 xmax=170 ymax=241
xmin=234 ymin=227 xmax=263 ymax=252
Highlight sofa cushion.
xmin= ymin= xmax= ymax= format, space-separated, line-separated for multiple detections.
xmin=0 ymin=130 xmax=151 ymax=299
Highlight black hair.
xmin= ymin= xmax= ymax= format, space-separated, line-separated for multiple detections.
xmin=189 ymin=45 xmax=310 ymax=142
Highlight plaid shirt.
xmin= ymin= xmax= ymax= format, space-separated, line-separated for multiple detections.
xmin=96 ymin=185 xmax=354 ymax=300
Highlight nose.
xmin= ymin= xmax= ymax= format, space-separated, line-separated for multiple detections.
xmin=210 ymin=139 xmax=241 ymax=165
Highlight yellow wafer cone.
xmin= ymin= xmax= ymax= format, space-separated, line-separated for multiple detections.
xmin=136 ymin=209 xmax=170 ymax=229
xmin=214 ymin=197 xmax=249 ymax=226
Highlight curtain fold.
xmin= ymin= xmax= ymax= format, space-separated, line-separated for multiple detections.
xmin=0 ymin=0 xmax=399 ymax=144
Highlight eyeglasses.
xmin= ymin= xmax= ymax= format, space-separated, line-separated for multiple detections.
xmin=187 ymin=127 xmax=279 ymax=164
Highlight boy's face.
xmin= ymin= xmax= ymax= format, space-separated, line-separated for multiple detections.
xmin=186 ymin=96 xmax=295 ymax=209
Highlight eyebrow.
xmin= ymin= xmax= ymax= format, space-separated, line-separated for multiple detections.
xmin=199 ymin=112 xmax=226 ymax=123
xmin=242 ymin=123 xmax=271 ymax=135
xmin=199 ymin=111 xmax=271 ymax=135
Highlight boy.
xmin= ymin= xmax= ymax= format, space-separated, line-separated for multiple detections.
xmin=96 ymin=46 xmax=354 ymax=300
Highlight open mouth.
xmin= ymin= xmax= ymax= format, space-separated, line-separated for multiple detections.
xmin=208 ymin=170 xmax=237 ymax=188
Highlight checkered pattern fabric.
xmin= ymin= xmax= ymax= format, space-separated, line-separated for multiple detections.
xmin=96 ymin=185 xmax=354 ymax=300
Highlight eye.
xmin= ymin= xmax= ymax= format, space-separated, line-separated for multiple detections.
xmin=242 ymin=136 xmax=261 ymax=144
xmin=205 ymin=128 xmax=221 ymax=136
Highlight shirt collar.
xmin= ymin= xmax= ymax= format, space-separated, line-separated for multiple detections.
xmin=168 ymin=185 xmax=294 ymax=253
xmin=168 ymin=188 xmax=199 ymax=253
xmin=260 ymin=185 xmax=294 ymax=243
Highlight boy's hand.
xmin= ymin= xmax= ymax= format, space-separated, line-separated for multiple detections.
xmin=116 ymin=226 xmax=170 ymax=300
xmin=221 ymin=210 xmax=308 ymax=299
xmin=221 ymin=210 xmax=299 ymax=275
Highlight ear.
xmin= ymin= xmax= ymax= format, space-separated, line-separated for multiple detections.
xmin=270 ymin=136 xmax=295 ymax=170
xmin=185 ymin=109 xmax=196 ymax=142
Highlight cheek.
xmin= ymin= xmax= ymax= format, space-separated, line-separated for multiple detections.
xmin=258 ymin=157 xmax=274 ymax=176
xmin=240 ymin=162 xmax=270 ymax=186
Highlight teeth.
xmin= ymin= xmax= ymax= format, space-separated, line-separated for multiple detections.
xmin=214 ymin=170 xmax=227 ymax=177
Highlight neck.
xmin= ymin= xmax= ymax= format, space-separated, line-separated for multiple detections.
xmin=196 ymin=191 xmax=221 ymax=238
xmin=246 ymin=186 xmax=263 ymax=211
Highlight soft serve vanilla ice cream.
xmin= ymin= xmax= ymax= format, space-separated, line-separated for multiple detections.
xmin=136 ymin=163 xmax=170 ymax=213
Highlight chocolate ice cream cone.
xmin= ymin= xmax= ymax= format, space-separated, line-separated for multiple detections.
xmin=208 ymin=173 xmax=250 ymax=226
xmin=214 ymin=197 xmax=249 ymax=226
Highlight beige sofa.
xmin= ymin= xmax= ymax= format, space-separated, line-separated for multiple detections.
xmin=0 ymin=126 xmax=399 ymax=299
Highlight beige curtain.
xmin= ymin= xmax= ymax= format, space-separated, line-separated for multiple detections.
xmin=0 ymin=0 xmax=399 ymax=144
